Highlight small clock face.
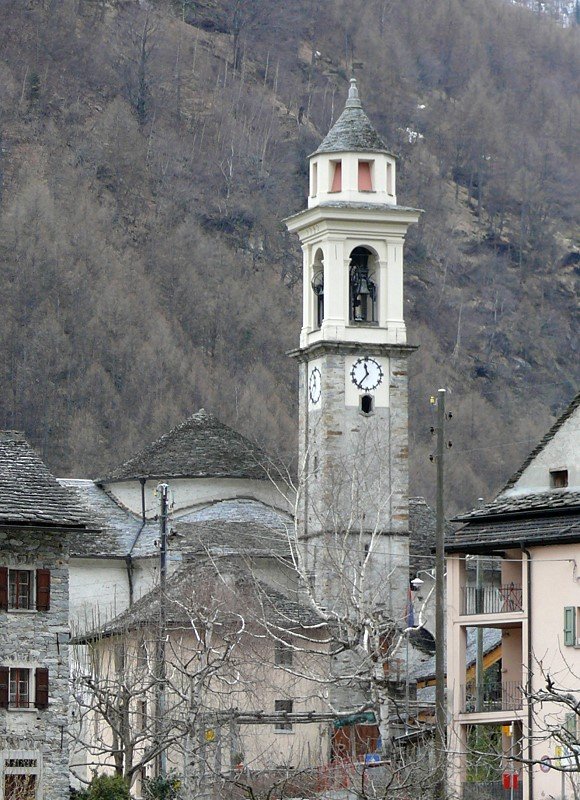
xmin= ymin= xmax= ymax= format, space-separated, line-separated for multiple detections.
xmin=350 ymin=357 xmax=383 ymax=391
xmin=309 ymin=367 xmax=322 ymax=404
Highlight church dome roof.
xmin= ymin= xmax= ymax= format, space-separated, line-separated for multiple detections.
xmin=97 ymin=409 xmax=277 ymax=483
xmin=313 ymin=79 xmax=393 ymax=156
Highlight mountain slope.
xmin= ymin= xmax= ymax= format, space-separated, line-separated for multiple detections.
xmin=0 ymin=0 xmax=577 ymax=513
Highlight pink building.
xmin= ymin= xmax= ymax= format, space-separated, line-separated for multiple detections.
xmin=446 ymin=391 xmax=580 ymax=800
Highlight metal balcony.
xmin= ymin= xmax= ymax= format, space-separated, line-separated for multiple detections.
xmin=462 ymin=681 xmax=522 ymax=713
xmin=462 ymin=585 xmax=523 ymax=615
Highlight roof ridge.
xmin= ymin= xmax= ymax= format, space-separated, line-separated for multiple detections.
xmin=499 ymin=390 xmax=580 ymax=494
xmin=97 ymin=409 xmax=278 ymax=484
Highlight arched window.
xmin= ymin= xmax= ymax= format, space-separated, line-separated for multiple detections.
xmin=349 ymin=247 xmax=377 ymax=323
xmin=311 ymin=249 xmax=324 ymax=328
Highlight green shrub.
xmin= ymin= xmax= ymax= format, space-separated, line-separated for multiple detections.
xmin=143 ymin=773 xmax=182 ymax=799
xmin=86 ymin=775 xmax=130 ymax=800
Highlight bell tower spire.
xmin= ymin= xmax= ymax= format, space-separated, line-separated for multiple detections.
xmin=286 ymin=81 xmax=421 ymax=624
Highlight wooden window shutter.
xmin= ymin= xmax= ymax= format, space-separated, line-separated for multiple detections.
xmin=0 ymin=665 xmax=9 ymax=708
xmin=36 ymin=569 xmax=50 ymax=611
xmin=35 ymin=667 xmax=49 ymax=709
xmin=0 ymin=567 xmax=7 ymax=611
xmin=564 ymin=607 xmax=576 ymax=646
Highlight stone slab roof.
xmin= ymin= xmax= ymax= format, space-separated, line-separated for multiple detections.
xmin=59 ymin=479 xmax=142 ymax=557
xmin=130 ymin=499 xmax=293 ymax=559
xmin=0 ymin=432 xmax=89 ymax=528
xmin=313 ymin=79 xmax=392 ymax=156
xmin=97 ymin=410 xmax=278 ymax=484
xmin=412 ymin=627 xmax=502 ymax=683
xmin=445 ymin=510 xmax=580 ymax=553
xmin=408 ymin=497 xmax=456 ymax=575
xmin=455 ymin=490 xmax=580 ymax=521
xmin=500 ymin=391 xmax=580 ymax=493
xmin=75 ymin=561 xmax=323 ymax=641
xmin=63 ymin=487 xmax=294 ymax=561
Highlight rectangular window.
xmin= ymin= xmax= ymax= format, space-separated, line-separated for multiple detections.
xmin=311 ymin=162 xmax=318 ymax=197
xmin=274 ymin=699 xmax=293 ymax=731
xmin=4 ymin=775 xmax=36 ymax=800
xmin=274 ymin=642 xmax=293 ymax=667
xmin=564 ymin=606 xmax=576 ymax=646
xmin=0 ymin=568 xmax=50 ymax=612
xmin=387 ymin=162 xmax=394 ymax=195
xmin=138 ymin=699 xmax=148 ymax=731
xmin=9 ymin=668 xmax=30 ymax=709
xmin=0 ymin=667 xmax=48 ymax=710
xmin=8 ymin=570 xmax=32 ymax=610
xmin=550 ymin=469 xmax=568 ymax=489
xmin=330 ymin=160 xmax=342 ymax=192
xmin=358 ymin=160 xmax=373 ymax=191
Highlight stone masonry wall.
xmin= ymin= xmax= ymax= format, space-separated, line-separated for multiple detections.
xmin=299 ymin=348 xmax=410 ymax=620
xmin=0 ymin=527 xmax=70 ymax=800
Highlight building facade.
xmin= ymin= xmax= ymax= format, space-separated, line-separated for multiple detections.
xmin=0 ymin=432 xmax=89 ymax=800
xmin=446 ymin=391 xmax=580 ymax=800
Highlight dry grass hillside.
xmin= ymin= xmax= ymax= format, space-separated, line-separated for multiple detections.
xmin=0 ymin=0 xmax=577 ymax=513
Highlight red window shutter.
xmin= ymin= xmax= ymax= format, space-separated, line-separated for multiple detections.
xmin=0 ymin=665 xmax=9 ymax=708
xmin=0 ymin=567 xmax=7 ymax=611
xmin=35 ymin=667 xmax=49 ymax=709
xmin=36 ymin=569 xmax=50 ymax=611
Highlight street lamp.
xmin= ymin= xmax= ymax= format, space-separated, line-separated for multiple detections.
xmin=405 ymin=577 xmax=425 ymax=732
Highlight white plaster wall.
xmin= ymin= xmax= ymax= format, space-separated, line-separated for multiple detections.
xmin=287 ymin=207 xmax=419 ymax=351
xmin=105 ymin=477 xmax=291 ymax=519
xmin=308 ymin=151 xmax=397 ymax=207
xmin=504 ymin=410 xmax=579 ymax=495
xmin=70 ymin=558 xmax=130 ymax=631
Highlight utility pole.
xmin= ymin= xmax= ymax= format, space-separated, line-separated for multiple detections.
xmin=433 ymin=388 xmax=448 ymax=800
xmin=155 ymin=482 xmax=169 ymax=778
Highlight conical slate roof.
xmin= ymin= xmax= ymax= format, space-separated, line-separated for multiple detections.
xmin=313 ymin=79 xmax=391 ymax=156
xmin=97 ymin=410 xmax=277 ymax=483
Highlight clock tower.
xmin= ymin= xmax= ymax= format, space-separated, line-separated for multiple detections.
xmin=286 ymin=80 xmax=421 ymax=627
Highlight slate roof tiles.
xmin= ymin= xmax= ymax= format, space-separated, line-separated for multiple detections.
xmin=313 ymin=79 xmax=393 ymax=156
xmin=0 ymin=432 xmax=89 ymax=528
xmin=455 ymin=490 xmax=580 ymax=521
xmin=97 ymin=409 xmax=278 ymax=484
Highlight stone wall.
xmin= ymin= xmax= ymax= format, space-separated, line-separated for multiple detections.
xmin=0 ymin=526 xmax=71 ymax=800
xmin=298 ymin=346 xmax=411 ymax=622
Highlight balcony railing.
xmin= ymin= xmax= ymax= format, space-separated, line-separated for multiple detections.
xmin=463 ymin=780 xmax=523 ymax=800
xmin=462 ymin=584 xmax=523 ymax=615
xmin=462 ymin=681 xmax=522 ymax=713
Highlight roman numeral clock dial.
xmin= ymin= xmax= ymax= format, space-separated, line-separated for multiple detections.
xmin=308 ymin=366 xmax=322 ymax=404
xmin=350 ymin=357 xmax=383 ymax=391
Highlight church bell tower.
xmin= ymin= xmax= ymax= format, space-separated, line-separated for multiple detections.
xmin=286 ymin=80 xmax=421 ymax=623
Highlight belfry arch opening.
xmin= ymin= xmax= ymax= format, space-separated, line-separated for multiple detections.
xmin=311 ymin=248 xmax=324 ymax=328
xmin=349 ymin=247 xmax=377 ymax=323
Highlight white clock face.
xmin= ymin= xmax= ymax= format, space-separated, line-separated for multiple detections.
xmin=350 ymin=357 xmax=383 ymax=391
xmin=308 ymin=367 xmax=322 ymax=404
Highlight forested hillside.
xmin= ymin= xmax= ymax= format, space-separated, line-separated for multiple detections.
xmin=0 ymin=0 xmax=577 ymax=512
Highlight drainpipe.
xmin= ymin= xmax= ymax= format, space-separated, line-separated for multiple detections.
xmin=125 ymin=478 xmax=148 ymax=607
xmin=522 ymin=545 xmax=533 ymax=800
xmin=125 ymin=554 xmax=134 ymax=607
xmin=140 ymin=477 xmax=146 ymax=523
